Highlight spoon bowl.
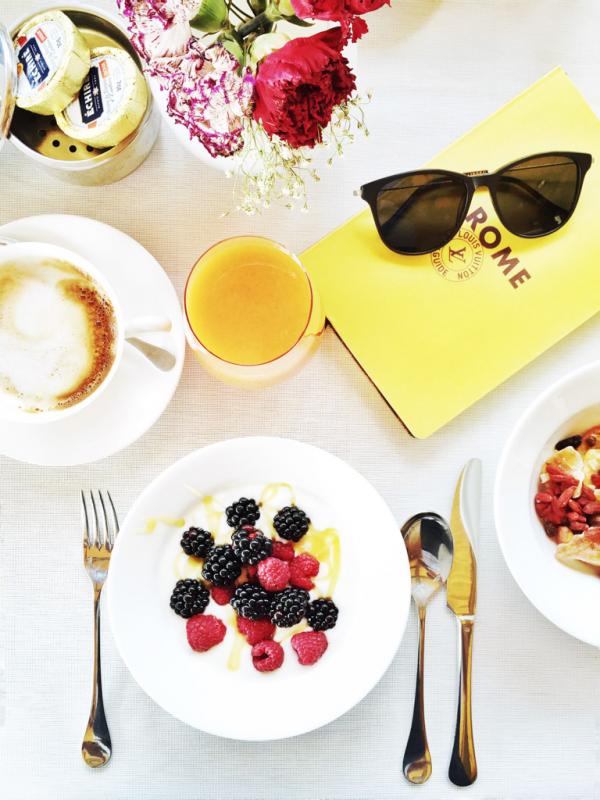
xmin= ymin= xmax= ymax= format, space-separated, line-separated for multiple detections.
xmin=401 ymin=512 xmax=454 ymax=784
xmin=403 ymin=512 xmax=454 ymax=602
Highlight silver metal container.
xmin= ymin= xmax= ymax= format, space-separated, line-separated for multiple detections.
xmin=0 ymin=4 xmax=160 ymax=185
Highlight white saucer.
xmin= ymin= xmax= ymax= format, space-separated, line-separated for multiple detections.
xmin=108 ymin=437 xmax=410 ymax=740
xmin=0 ymin=215 xmax=185 ymax=466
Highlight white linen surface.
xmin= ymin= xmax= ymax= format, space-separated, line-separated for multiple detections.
xmin=1 ymin=1 xmax=600 ymax=798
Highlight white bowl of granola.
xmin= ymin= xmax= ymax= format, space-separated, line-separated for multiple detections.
xmin=495 ymin=360 xmax=600 ymax=646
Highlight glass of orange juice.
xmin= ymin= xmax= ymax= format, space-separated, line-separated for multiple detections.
xmin=184 ymin=236 xmax=325 ymax=386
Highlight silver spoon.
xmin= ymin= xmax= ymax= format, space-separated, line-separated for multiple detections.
xmin=126 ymin=336 xmax=177 ymax=371
xmin=401 ymin=512 xmax=454 ymax=784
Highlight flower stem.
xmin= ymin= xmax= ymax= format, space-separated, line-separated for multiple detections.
xmin=236 ymin=7 xmax=279 ymax=37
xmin=230 ymin=2 xmax=251 ymax=19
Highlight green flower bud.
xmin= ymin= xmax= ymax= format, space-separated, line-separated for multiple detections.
xmin=276 ymin=0 xmax=295 ymax=15
xmin=191 ymin=0 xmax=229 ymax=33
xmin=249 ymin=0 xmax=267 ymax=14
xmin=250 ymin=31 xmax=289 ymax=64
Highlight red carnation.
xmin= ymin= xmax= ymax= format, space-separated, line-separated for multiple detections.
xmin=346 ymin=0 xmax=389 ymax=13
xmin=290 ymin=0 xmax=389 ymax=41
xmin=253 ymin=28 xmax=356 ymax=149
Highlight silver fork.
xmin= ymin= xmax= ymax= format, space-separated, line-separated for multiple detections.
xmin=81 ymin=490 xmax=119 ymax=768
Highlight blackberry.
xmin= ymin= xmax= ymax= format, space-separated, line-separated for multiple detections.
xmin=307 ymin=598 xmax=339 ymax=631
xmin=270 ymin=587 xmax=309 ymax=627
xmin=231 ymin=583 xmax=272 ymax=620
xmin=555 ymin=435 xmax=582 ymax=451
xmin=273 ymin=506 xmax=310 ymax=542
xmin=202 ymin=545 xmax=242 ymax=586
xmin=180 ymin=527 xmax=214 ymax=558
xmin=169 ymin=579 xmax=209 ymax=618
xmin=231 ymin=527 xmax=272 ymax=565
xmin=226 ymin=497 xmax=260 ymax=529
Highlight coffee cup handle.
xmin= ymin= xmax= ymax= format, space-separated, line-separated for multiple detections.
xmin=124 ymin=316 xmax=172 ymax=338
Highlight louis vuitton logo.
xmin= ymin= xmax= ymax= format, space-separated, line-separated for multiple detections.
xmin=448 ymin=246 xmax=466 ymax=262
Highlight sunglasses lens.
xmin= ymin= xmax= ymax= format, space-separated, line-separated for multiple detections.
xmin=375 ymin=172 xmax=468 ymax=254
xmin=494 ymin=155 xmax=580 ymax=237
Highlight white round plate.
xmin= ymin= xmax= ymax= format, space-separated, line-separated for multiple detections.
xmin=495 ymin=360 xmax=600 ymax=646
xmin=108 ymin=437 xmax=410 ymax=740
xmin=0 ymin=214 xmax=185 ymax=466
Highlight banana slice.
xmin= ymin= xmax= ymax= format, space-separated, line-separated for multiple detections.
xmin=54 ymin=47 xmax=147 ymax=149
xmin=14 ymin=10 xmax=90 ymax=115
xmin=583 ymin=448 xmax=600 ymax=491
xmin=556 ymin=532 xmax=600 ymax=569
xmin=541 ymin=445 xmax=585 ymax=485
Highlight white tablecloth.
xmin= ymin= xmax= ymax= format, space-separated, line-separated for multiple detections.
xmin=1 ymin=1 xmax=600 ymax=797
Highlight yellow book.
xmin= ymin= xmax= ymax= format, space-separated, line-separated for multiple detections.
xmin=302 ymin=68 xmax=600 ymax=438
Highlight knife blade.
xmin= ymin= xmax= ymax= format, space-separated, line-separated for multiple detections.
xmin=446 ymin=458 xmax=481 ymax=787
xmin=447 ymin=459 xmax=481 ymax=617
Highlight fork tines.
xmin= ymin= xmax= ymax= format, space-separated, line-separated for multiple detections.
xmin=81 ymin=490 xmax=119 ymax=550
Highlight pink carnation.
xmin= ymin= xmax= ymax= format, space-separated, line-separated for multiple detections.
xmin=117 ymin=0 xmax=198 ymax=62
xmin=117 ymin=2 xmax=254 ymax=158
xmin=165 ymin=41 xmax=255 ymax=157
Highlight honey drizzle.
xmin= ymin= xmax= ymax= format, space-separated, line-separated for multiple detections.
xmin=276 ymin=621 xmax=308 ymax=643
xmin=173 ymin=553 xmax=203 ymax=580
xmin=226 ymin=610 xmax=246 ymax=671
xmin=259 ymin=482 xmax=296 ymax=509
xmin=298 ymin=526 xmax=341 ymax=597
xmin=200 ymin=495 xmax=227 ymax=543
xmin=142 ymin=516 xmax=185 ymax=534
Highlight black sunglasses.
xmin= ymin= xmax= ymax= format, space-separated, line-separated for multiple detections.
xmin=360 ymin=152 xmax=592 ymax=256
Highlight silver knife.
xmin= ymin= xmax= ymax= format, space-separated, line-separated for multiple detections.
xmin=446 ymin=458 xmax=482 ymax=786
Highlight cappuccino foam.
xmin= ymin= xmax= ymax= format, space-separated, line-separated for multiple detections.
xmin=0 ymin=257 xmax=117 ymax=413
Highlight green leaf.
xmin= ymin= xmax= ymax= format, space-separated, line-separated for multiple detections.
xmin=283 ymin=14 xmax=314 ymax=26
xmin=220 ymin=34 xmax=246 ymax=65
xmin=191 ymin=0 xmax=229 ymax=32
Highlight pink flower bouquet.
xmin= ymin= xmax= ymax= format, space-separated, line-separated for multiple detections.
xmin=118 ymin=0 xmax=389 ymax=210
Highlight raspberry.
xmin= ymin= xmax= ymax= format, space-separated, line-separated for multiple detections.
xmin=272 ymin=540 xmax=295 ymax=561
xmin=251 ymin=640 xmax=284 ymax=672
xmin=291 ymin=631 xmax=328 ymax=665
xmin=186 ymin=614 xmax=226 ymax=652
xmin=257 ymin=557 xmax=290 ymax=592
xmin=211 ymin=585 xmax=233 ymax=606
xmin=237 ymin=616 xmax=276 ymax=645
xmin=289 ymin=553 xmax=320 ymax=590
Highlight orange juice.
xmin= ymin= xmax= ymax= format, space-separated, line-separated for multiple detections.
xmin=185 ymin=237 xmax=313 ymax=366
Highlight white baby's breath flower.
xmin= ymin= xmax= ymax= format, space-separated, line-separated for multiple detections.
xmin=228 ymin=93 xmax=369 ymax=213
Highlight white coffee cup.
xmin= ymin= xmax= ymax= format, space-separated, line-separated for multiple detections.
xmin=0 ymin=241 xmax=171 ymax=424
